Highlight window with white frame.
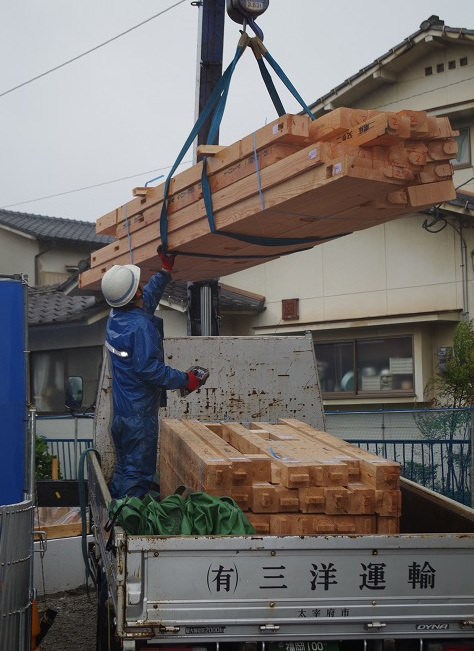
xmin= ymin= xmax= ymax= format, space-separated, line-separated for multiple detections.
xmin=315 ymin=336 xmax=414 ymax=396
xmin=451 ymin=126 xmax=471 ymax=169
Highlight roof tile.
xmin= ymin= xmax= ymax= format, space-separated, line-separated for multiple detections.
xmin=0 ymin=209 xmax=113 ymax=248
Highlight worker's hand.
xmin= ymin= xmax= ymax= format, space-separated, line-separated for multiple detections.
xmin=157 ymin=245 xmax=176 ymax=272
xmin=187 ymin=370 xmax=202 ymax=393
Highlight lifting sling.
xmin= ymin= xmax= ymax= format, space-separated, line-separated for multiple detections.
xmin=159 ymin=30 xmax=349 ymax=259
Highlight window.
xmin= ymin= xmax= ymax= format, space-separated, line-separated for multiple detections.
xmin=451 ymin=126 xmax=471 ymax=169
xmin=31 ymin=346 xmax=103 ymax=413
xmin=315 ymin=336 xmax=414 ymax=396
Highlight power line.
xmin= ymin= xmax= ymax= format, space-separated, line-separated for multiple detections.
xmin=370 ymin=75 xmax=474 ymax=110
xmin=0 ymin=0 xmax=188 ymax=98
xmin=0 ymin=161 xmax=193 ymax=210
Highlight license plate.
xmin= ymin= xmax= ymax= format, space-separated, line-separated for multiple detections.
xmin=267 ymin=642 xmax=340 ymax=651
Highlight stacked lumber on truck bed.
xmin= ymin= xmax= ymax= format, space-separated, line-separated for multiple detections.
xmin=159 ymin=418 xmax=401 ymax=535
xmin=79 ymin=108 xmax=457 ymax=289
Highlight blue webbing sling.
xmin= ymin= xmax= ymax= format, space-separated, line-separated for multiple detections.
xmin=159 ymin=31 xmax=350 ymax=259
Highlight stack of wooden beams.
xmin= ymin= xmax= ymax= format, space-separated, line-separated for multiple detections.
xmin=79 ymin=108 xmax=457 ymax=289
xmin=160 ymin=418 xmax=401 ymax=535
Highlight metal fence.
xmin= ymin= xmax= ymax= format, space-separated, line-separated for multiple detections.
xmin=326 ymin=406 xmax=473 ymax=506
xmin=44 ymin=438 xmax=93 ymax=480
xmin=352 ymin=438 xmax=471 ymax=506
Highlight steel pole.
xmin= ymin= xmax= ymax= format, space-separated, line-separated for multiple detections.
xmin=187 ymin=0 xmax=225 ymax=336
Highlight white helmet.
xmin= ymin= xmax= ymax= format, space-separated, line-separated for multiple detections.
xmin=101 ymin=264 xmax=141 ymax=307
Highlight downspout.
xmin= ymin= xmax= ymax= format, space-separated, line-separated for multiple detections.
xmin=34 ymin=246 xmax=51 ymax=286
xmin=459 ymin=219 xmax=469 ymax=321
xmin=454 ymin=177 xmax=474 ymax=322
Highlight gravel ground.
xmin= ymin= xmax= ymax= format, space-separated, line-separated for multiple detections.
xmin=36 ymin=586 xmax=97 ymax=651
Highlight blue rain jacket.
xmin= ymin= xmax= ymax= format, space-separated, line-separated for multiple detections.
xmin=105 ymin=270 xmax=187 ymax=498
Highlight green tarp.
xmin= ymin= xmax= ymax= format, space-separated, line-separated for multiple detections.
xmin=108 ymin=491 xmax=255 ymax=536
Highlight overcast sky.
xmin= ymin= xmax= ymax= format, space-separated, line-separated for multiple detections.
xmin=1 ymin=1 xmax=473 ymax=223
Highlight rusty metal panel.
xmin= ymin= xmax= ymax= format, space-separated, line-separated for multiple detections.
xmin=163 ymin=333 xmax=325 ymax=427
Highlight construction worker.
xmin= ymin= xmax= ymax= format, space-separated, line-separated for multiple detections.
xmin=101 ymin=252 xmax=202 ymax=499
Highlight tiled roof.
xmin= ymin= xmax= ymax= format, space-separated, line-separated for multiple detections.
xmin=0 ymin=209 xmax=113 ymax=248
xmin=28 ymin=285 xmax=105 ymax=326
xmin=28 ymin=280 xmax=265 ymax=327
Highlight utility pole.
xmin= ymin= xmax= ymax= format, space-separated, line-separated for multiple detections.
xmin=187 ymin=0 xmax=226 ymax=336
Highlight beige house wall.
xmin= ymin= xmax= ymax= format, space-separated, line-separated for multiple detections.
xmin=0 ymin=228 xmax=38 ymax=280
xmin=0 ymin=226 xmax=94 ymax=286
xmin=223 ymin=214 xmax=468 ymax=328
xmin=352 ymin=44 xmax=474 ymax=113
xmin=36 ymin=246 xmax=92 ymax=285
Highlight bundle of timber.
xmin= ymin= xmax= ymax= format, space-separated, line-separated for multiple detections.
xmin=159 ymin=418 xmax=401 ymax=535
xmin=79 ymin=108 xmax=458 ymax=289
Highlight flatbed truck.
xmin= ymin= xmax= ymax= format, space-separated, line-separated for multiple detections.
xmin=85 ymin=334 xmax=474 ymax=651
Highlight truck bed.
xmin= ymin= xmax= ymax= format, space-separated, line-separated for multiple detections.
xmin=89 ymin=334 xmax=474 ymax=646
xmin=87 ymin=452 xmax=474 ymax=645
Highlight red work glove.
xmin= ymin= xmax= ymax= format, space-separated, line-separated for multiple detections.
xmin=158 ymin=246 xmax=176 ymax=272
xmin=187 ymin=370 xmax=201 ymax=392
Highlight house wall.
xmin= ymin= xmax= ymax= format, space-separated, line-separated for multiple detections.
xmin=352 ymin=43 xmax=474 ymax=114
xmin=0 ymin=227 xmax=94 ymax=286
xmin=36 ymin=245 xmax=94 ymax=286
xmin=157 ymin=305 xmax=188 ymax=337
xmin=29 ymin=320 xmax=107 ymax=351
xmin=225 ymin=215 xmax=464 ymax=327
xmin=0 ymin=228 xmax=37 ymax=280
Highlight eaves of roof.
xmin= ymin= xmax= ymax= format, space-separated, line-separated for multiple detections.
xmin=420 ymin=190 xmax=474 ymax=225
xmin=442 ymin=190 xmax=474 ymax=214
xmin=308 ymin=17 xmax=474 ymax=115
xmin=147 ymin=281 xmax=266 ymax=314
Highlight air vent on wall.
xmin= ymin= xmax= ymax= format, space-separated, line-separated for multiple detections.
xmin=282 ymin=298 xmax=299 ymax=320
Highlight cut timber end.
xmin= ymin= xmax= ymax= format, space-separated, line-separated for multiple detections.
xmin=133 ymin=187 xmax=153 ymax=201
xmin=407 ymin=179 xmax=456 ymax=206
xmin=196 ymin=144 xmax=227 ymax=156
xmin=158 ymin=418 xmax=401 ymax=534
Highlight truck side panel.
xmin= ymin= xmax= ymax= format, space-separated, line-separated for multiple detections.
xmin=87 ymin=453 xmax=474 ymax=644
